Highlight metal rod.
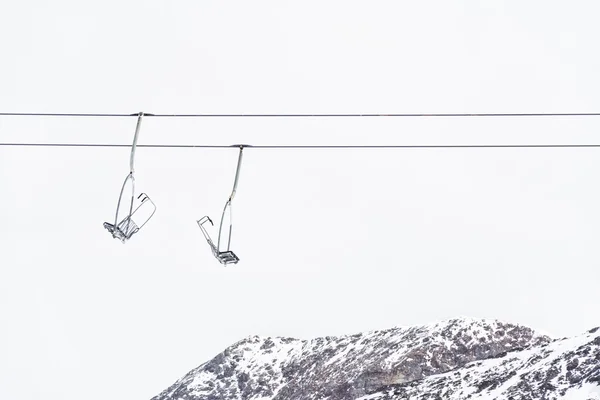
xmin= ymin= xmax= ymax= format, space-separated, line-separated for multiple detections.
xmin=130 ymin=112 xmax=143 ymax=174
xmin=229 ymin=146 xmax=244 ymax=201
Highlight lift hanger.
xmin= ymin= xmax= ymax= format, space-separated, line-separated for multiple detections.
xmin=103 ymin=112 xmax=156 ymax=243
xmin=197 ymin=145 xmax=247 ymax=265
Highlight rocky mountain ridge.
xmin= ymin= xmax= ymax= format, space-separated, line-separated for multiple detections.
xmin=361 ymin=326 xmax=600 ymax=400
xmin=151 ymin=318 xmax=599 ymax=400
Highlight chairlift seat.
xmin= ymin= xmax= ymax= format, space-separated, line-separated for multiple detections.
xmin=104 ymin=114 xmax=157 ymax=244
xmin=104 ymin=191 xmax=155 ymax=243
xmin=196 ymin=146 xmax=245 ymax=265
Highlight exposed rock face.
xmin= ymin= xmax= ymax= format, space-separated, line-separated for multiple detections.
xmin=151 ymin=318 xmax=586 ymax=400
xmin=271 ymin=319 xmax=547 ymax=400
xmin=361 ymin=327 xmax=600 ymax=400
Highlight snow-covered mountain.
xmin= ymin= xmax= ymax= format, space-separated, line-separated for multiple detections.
xmin=151 ymin=318 xmax=600 ymax=400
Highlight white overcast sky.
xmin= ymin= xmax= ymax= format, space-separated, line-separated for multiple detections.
xmin=1 ymin=1 xmax=600 ymax=400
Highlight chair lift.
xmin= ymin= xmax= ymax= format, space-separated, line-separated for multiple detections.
xmin=103 ymin=112 xmax=157 ymax=243
xmin=197 ymin=145 xmax=246 ymax=265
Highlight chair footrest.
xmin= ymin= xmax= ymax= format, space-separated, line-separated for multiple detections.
xmin=217 ymin=251 xmax=239 ymax=265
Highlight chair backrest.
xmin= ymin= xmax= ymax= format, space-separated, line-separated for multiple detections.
xmin=197 ymin=216 xmax=219 ymax=257
xmin=130 ymin=193 xmax=156 ymax=231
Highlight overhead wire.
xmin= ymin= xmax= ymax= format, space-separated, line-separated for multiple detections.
xmin=1 ymin=112 xmax=600 ymax=118
xmin=1 ymin=143 xmax=600 ymax=149
xmin=2 ymin=111 xmax=599 ymax=149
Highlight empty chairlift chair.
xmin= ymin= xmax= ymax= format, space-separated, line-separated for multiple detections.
xmin=197 ymin=145 xmax=246 ymax=265
xmin=103 ymin=112 xmax=156 ymax=243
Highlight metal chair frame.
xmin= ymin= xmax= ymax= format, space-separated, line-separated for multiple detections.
xmin=197 ymin=145 xmax=246 ymax=265
xmin=104 ymin=112 xmax=156 ymax=243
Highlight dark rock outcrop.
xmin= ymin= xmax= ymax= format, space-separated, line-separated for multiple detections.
xmin=150 ymin=318 xmax=588 ymax=400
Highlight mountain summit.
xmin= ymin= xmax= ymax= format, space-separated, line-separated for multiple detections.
xmin=151 ymin=318 xmax=599 ymax=400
